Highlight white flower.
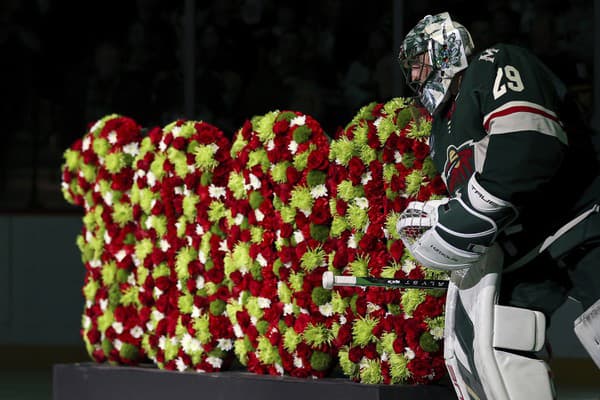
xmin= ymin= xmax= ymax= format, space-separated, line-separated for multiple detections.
xmin=195 ymin=224 xmax=205 ymax=235
xmin=191 ymin=305 xmax=201 ymax=319
xmin=293 ymin=354 xmax=304 ymax=368
xmin=402 ymin=259 xmax=417 ymax=274
xmin=256 ymin=253 xmax=267 ymax=267
xmin=217 ymin=338 xmax=233 ymax=351
xmin=196 ymin=276 xmax=205 ymax=290
xmin=266 ymin=139 xmax=275 ymax=150
xmin=431 ymin=326 xmax=444 ymax=340
xmin=123 ymin=142 xmax=139 ymax=156
xmin=250 ymin=316 xmax=258 ymax=326
xmin=175 ymin=357 xmax=187 ymax=372
xmin=176 ymin=280 xmax=182 ymax=291
xmin=257 ymin=297 xmax=271 ymax=309
xmin=209 ymin=185 xmax=226 ymax=199
xmin=153 ymin=286 xmax=163 ymax=298
xmin=145 ymin=216 xmax=154 ymax=230
xmin=107 ymin=131 xmax=118 ymax=144
xmin=99 ymin=299 xmax=108 ymax=312
xmin=339 ymin=315 xmax=347 ymax=325
xmin=361 ymin=172 xmax=372 ymax=185
xmin=112 ymin=321 xmax=124 ymax=334
xmin=171 ymin=126 xmax=182 ymax=137
xmin=187 ymin=164 xmax=196 ymax=174
xmin=158 ymin=336 xmax=167 ymax=350
xmin=381 ymin=351 xmax=389 ymax=362
xmin=288 ymin=140 xmax=298 ymax=154
xmin=394 ymin=151 xmax=403 ymax=164
xmin=283 ymin=303 xmax=294 ymax=315
xmin=186 ymin=236 xmax=193 ymax=247
xmin=130 ymin=326 xmax=144 ymax=339
xmin=274 ymin=363 xmax=284 ymax=375
xmin=182 ymin=333 xmax=202 ymax=354
xmin=255 ymin=209 xmax=265 ymax=222
xmin=366 ymin=302 xmax=381 ymax=313
xmin=354 ymin=197 xmax=369 ymax=209
xmin=198 ymin=250 xmax=207 ymax=264
xmin=248 ymin=173 xmax=261 ymax=190
xmin=404 ymin=347 xmax=416 ymax=360
xmin=89 ymin=259 xmax=101 ymax=269
xmin=114 ymin=339 xmax=123 ymax=351
xmin=207 ymin=356 xmax=223 ymax=369
xmin=152 ymin=310 xmax=165 ymax=322
xmin=290 ymin=115 xmax=306 ymax=126
xmin=174 ymin=186 xmax=183 ymax=195
xmin=146 ymin=320 xmax=155 ymax=331
xmin=82 ymin=315 xmax=91 ymax=329
xmin=219 ymin=240 xmax=229 ymax=252
xmin=104 ymin=230 xmax=112 ymax=244
xmin=102 ymin=191 xmax=113 ymax=207
xmin=127 ymin=273 xmax=136 ymax=285
xmin=234 ymin=213 xmax=244 ymax=226
xmin=348 ymin=234 xmax=357 ymax=249
xmin=310 ymin=184 xmax=328 ymax=199
xmin=160 ymin=239 xmax=170 ymax=252
xmin=318 ymin=303 xmax=334 ymax=317
xmin=115 ymin=250 xmax=127 ymax=262
xmin=82 ymin=136 xmax=91 ymax=151
xmin=136 ymin=169 xmax=145 ymax=178
xmin=146 ymin=171 xmax=157 ymax=188
xmin=293 ymin=230 xmax=304 ymax=244
xmin=233 ymin=324 xmax=244 ymax=338
xmin=159 ymin=139 xmax=167 ymax=152
xmin=373 ymin=116 xmax=383 ymax=128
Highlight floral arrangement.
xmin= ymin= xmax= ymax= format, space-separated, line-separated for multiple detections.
xmin=326 ymin=98 xmax=449 ymax=384
xmin=61 ymin=99 xmax=451 ymax=386
xmin=224 ymin=111 xmax=340 ymax=378
xmin=129 ymin=120 xmax=235 ymax=372
xmin=61 ymin=114 xmax=147 ymax=365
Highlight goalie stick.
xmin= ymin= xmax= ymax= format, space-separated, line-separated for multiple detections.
xmin=322 ymin=271 xmax=449 ymax=290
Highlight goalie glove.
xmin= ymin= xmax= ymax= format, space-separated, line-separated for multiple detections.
xmin=397 ymin=175 xmax=518 ymax=271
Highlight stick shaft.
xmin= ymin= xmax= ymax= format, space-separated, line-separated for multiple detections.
xmin=334 ymin=275 xmax=448 ymax=289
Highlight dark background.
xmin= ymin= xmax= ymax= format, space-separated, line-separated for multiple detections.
xmin=0 ymin=0 xmax=595 ymax=211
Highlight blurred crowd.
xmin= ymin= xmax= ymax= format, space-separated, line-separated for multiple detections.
xmin=0 ymin=0 xmax=594 ymax=210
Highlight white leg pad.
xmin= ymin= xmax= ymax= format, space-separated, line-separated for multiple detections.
xmin=574 ymin=298 xmax=600 ymax=369
xmin=444 ymin=244 xmax=556 ymax=400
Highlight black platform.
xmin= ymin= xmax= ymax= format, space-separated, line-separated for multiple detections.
xmin=53 ymin=363 xmax=457 ymax=400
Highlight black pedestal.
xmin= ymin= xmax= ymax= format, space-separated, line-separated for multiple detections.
xmin=53 ymin=363 xmax=456 ymax=400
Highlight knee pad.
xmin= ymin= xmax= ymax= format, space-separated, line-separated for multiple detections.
xmin=444 ymin=244 xmax=556 ymax=400
xmin=574 ymin=298 xmax=600 ymax=369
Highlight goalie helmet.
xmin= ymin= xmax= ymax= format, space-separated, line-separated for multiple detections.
xmin=398 ymin=12 xmax=474 ymax=115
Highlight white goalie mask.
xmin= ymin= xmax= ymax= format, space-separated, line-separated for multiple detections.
xmin=398 ymin=12 xmax=474 ymax=115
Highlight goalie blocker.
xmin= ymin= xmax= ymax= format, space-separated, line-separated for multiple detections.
xmin=397 ymin=174 xmax=518 ymax=271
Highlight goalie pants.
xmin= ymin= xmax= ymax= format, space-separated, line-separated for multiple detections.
xmin=499 ymin=214 xmax=600 ymax=319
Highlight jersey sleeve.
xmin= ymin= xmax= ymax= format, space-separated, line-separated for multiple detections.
xmin=464 ymin=45 xmax=568 ymax=206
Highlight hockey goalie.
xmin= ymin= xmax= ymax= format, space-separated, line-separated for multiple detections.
xmin=396 ymin=12 xmax=600 ymax=400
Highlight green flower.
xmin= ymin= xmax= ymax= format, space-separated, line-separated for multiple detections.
xmin=352 ymin=315 xmax=379 ymax=346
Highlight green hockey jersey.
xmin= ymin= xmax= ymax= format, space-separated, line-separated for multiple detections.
xmin=429 ymin=43 xmax=599 ymax=260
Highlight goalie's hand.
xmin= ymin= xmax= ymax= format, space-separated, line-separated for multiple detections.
xmin=397 ymin=197 xmax=495 ymax=271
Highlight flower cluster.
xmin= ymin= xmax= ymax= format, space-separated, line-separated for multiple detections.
xmin=130 ymin=120 xmax=235 ymax=372
xmin=61 ymin=114 xmax=147 ymax=365
xmin=327 ymin=99 xmax=449 ymax=384
xmin=224 ymin=111 xmax=338 ymax=378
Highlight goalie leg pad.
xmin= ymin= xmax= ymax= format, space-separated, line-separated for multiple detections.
xmin=574 ymin=298 xmax=600 ymax=369
xmin=444 ymin=244 xmax=556 ymax=400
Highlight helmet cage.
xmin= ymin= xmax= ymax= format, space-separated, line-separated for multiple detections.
xmin=400 ymin=51 xmax=434 ymax=96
